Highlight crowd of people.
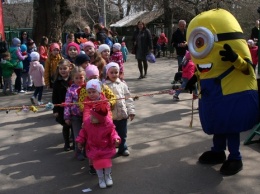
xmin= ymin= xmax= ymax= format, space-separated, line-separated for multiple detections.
xmin=0 ymin=23 xmax=136 ymax=189
xmin=0 ymin=17 xmax=259 ymax=187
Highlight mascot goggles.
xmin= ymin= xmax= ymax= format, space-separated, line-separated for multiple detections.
xmin=188 ymin=27 xmax=244 ymax=59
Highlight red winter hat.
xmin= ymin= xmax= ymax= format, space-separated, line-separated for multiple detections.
xmin=90 ymin=102 xmax=109 ymax=123
xmin=66 ymin=42 xmax=80 ymax=55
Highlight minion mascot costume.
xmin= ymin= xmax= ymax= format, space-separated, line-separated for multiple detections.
xmin=186 ymin=9 xmax=259 ymax=175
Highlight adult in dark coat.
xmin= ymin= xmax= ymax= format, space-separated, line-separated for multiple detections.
xmin=171 ymin=20 xmax=188 ymax=71
xmin=132 ymin=21 xmax=153 ymax=79
xmin=82 ymin=25 xmax=95 ymax=40
xmin=93 ymin=23 xmax=107 ymax=45
xmin=250 ymin=20 xmax=259 ymax=41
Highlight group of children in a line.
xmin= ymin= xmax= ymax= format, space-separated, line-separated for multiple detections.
xmin=47 ymin=40 xmax=134 ymax=189
xmin=52 ymin=58 xmax=135 ymax=189
xmin=0 ymin=34 xmax=133 ymax=188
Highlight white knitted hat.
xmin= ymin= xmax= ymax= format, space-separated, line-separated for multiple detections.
xmin=30 ymin=52 xmax=40 ymax=61
xmin=106 ymin=62 xmax=119 ymax=75
xmin=113 ymin=43 xmax=121 ymax=51
xmin=86 ymin=79 xmax=102 ymax=93
xmin=98 ymin=44 xmax=110 ymax=53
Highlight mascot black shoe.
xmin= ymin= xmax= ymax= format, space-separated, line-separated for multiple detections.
xmin=199 ymin=150 xmax=226 ymax=164
xmin=220 ymin=160 xmax=243 ymax=176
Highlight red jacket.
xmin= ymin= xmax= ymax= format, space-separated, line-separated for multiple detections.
xmin=249 ymin=46 xmax=258 ymax=65
xmin=157 ymin=33 xmax=168 ymax=46
xmin=39 ymin=45 xmax=48 ymax=62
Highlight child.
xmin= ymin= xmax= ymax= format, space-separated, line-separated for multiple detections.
xmin=22 ymin=39 xmax=35 ymax=92
xmin=9 ymin=38 xmax=27 ymax=93
xmin=0 ymin=52 xmax=16 ymax=95
xmin=76 ymin=79 xmax=121 ymax=188
xmin=97 ymin=44 xmax=110 ymax=64
xmin=62 ymin=33 xmax=75 ymax=58
xmin=247 ymin=39 xmax=258 ymax=72
xmin=29 ymin=52 xmax=45 ymax=105
xmin=120 ymin=42 xmax=128 ymax=63
xmin=38 ymin=36 xmax=49 ymax=67
xmin=52 ymin=59 xmax=73 ymax=151
xmin=74 ymin=53 xmax=90 ymax=69
xmin=66 ymin=42 xmax=80 ymax=64
xmin=85 ymin=64 xmax=100 ymax=80
xmin=82 ymin=41 xmax=96 ymax=63
xmin=77 ymin=68 xmax=117 ymax=174
xmin=173 ymin=50 xmax=197 ymax=101
xmin=110 ymin=43 xmax=124 ymax=80
xmin=44 ymin=43 xmax=63 ymax=89
xmin=78 ymin=64 xmax=116 ymax=113
xmin=104 ymin=62 xmax=135 ymax=156
xmin=156 ymin=32 xmax=168 ymax=58
xmin=93 ymin=54 xmax=107 ymax=81
xmin=64 ymin=66 xmax=86 ymax=160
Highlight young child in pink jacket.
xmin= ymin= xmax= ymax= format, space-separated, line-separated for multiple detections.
xmin=173 ymin=50 xmax=197 ymax=101
xmin=76 ymin=79 xmax=120 ymax=189
xmin=29 ymin=52 xmax=45 ymax=105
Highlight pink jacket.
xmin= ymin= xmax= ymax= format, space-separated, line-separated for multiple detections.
xmin=182 ymin=60 xmax=196 ymax=80
xmin=109 ymin=51 xmax=124 ymax=73
xmin=29 ymin=61 xmax=45 ymax=87
xmin=249 ymin=46 xmax=258 ymax=65
xmin=76 ymin=115 xmax=120 ymax=160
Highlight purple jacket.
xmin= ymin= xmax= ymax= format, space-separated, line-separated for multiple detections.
xmin=64 ymin=84 xmax=82 ymax=120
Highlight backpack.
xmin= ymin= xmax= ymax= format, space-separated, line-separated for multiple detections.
xmin=105 ymin=37 xmax=113 ymax=48
xmin=0 ymin=41 xmax=7 ymax=53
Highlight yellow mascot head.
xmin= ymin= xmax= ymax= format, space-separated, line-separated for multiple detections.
xmin=186 ymin=9 xmax=251 ymax=77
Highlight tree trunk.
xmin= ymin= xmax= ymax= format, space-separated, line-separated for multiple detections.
xmin=163 ymin=0 xmax=173 ymax=43
xmin=32 ymin=0 xmax=72 ymax=46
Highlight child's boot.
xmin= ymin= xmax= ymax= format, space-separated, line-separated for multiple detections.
xmin=104 ymin=168 xmax=113 ymax=186
xmin=98 ymin=176 xmax=106 ymax=189
xmin=104 ymin=173 xmax=113 ymax=186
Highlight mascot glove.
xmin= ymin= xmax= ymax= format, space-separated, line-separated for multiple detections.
xmin=219 ymin=44 xmax=238 ymax=63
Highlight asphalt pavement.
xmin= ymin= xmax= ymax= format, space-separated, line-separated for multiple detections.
xmin=0 ymin=54 xmax=260 ymax=194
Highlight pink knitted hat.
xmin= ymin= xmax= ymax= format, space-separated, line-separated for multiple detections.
xmin=83 ymin=41 xmax=95 ymax=49
xmin=184 ymin=50 xmax=191 ymax=60
xmin=50 ymin=43 xmax=60 ymax=52
xmin=66 ymin=42 xmax=80 ymax=55
xmin=85 ymin=64 xmax=99 ymax=79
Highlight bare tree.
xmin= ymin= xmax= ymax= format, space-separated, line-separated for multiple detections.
xmin=3 ymin=1 xmax=33 ymax=28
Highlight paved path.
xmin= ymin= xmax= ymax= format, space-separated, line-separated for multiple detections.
xmin=0 ymin=54 xmax=260 ymax=194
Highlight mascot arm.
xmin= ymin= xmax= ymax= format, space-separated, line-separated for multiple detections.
xmin=185 ymin=74 xmax=198 ymax=94
xmin=219 ymin=43 xmax=248 ymax=72
xmin=232 ymin=55 xmax=249 ymax=72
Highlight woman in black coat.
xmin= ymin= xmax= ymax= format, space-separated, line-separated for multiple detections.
xmin=132 ymin=21 xmax=153 ymax=79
